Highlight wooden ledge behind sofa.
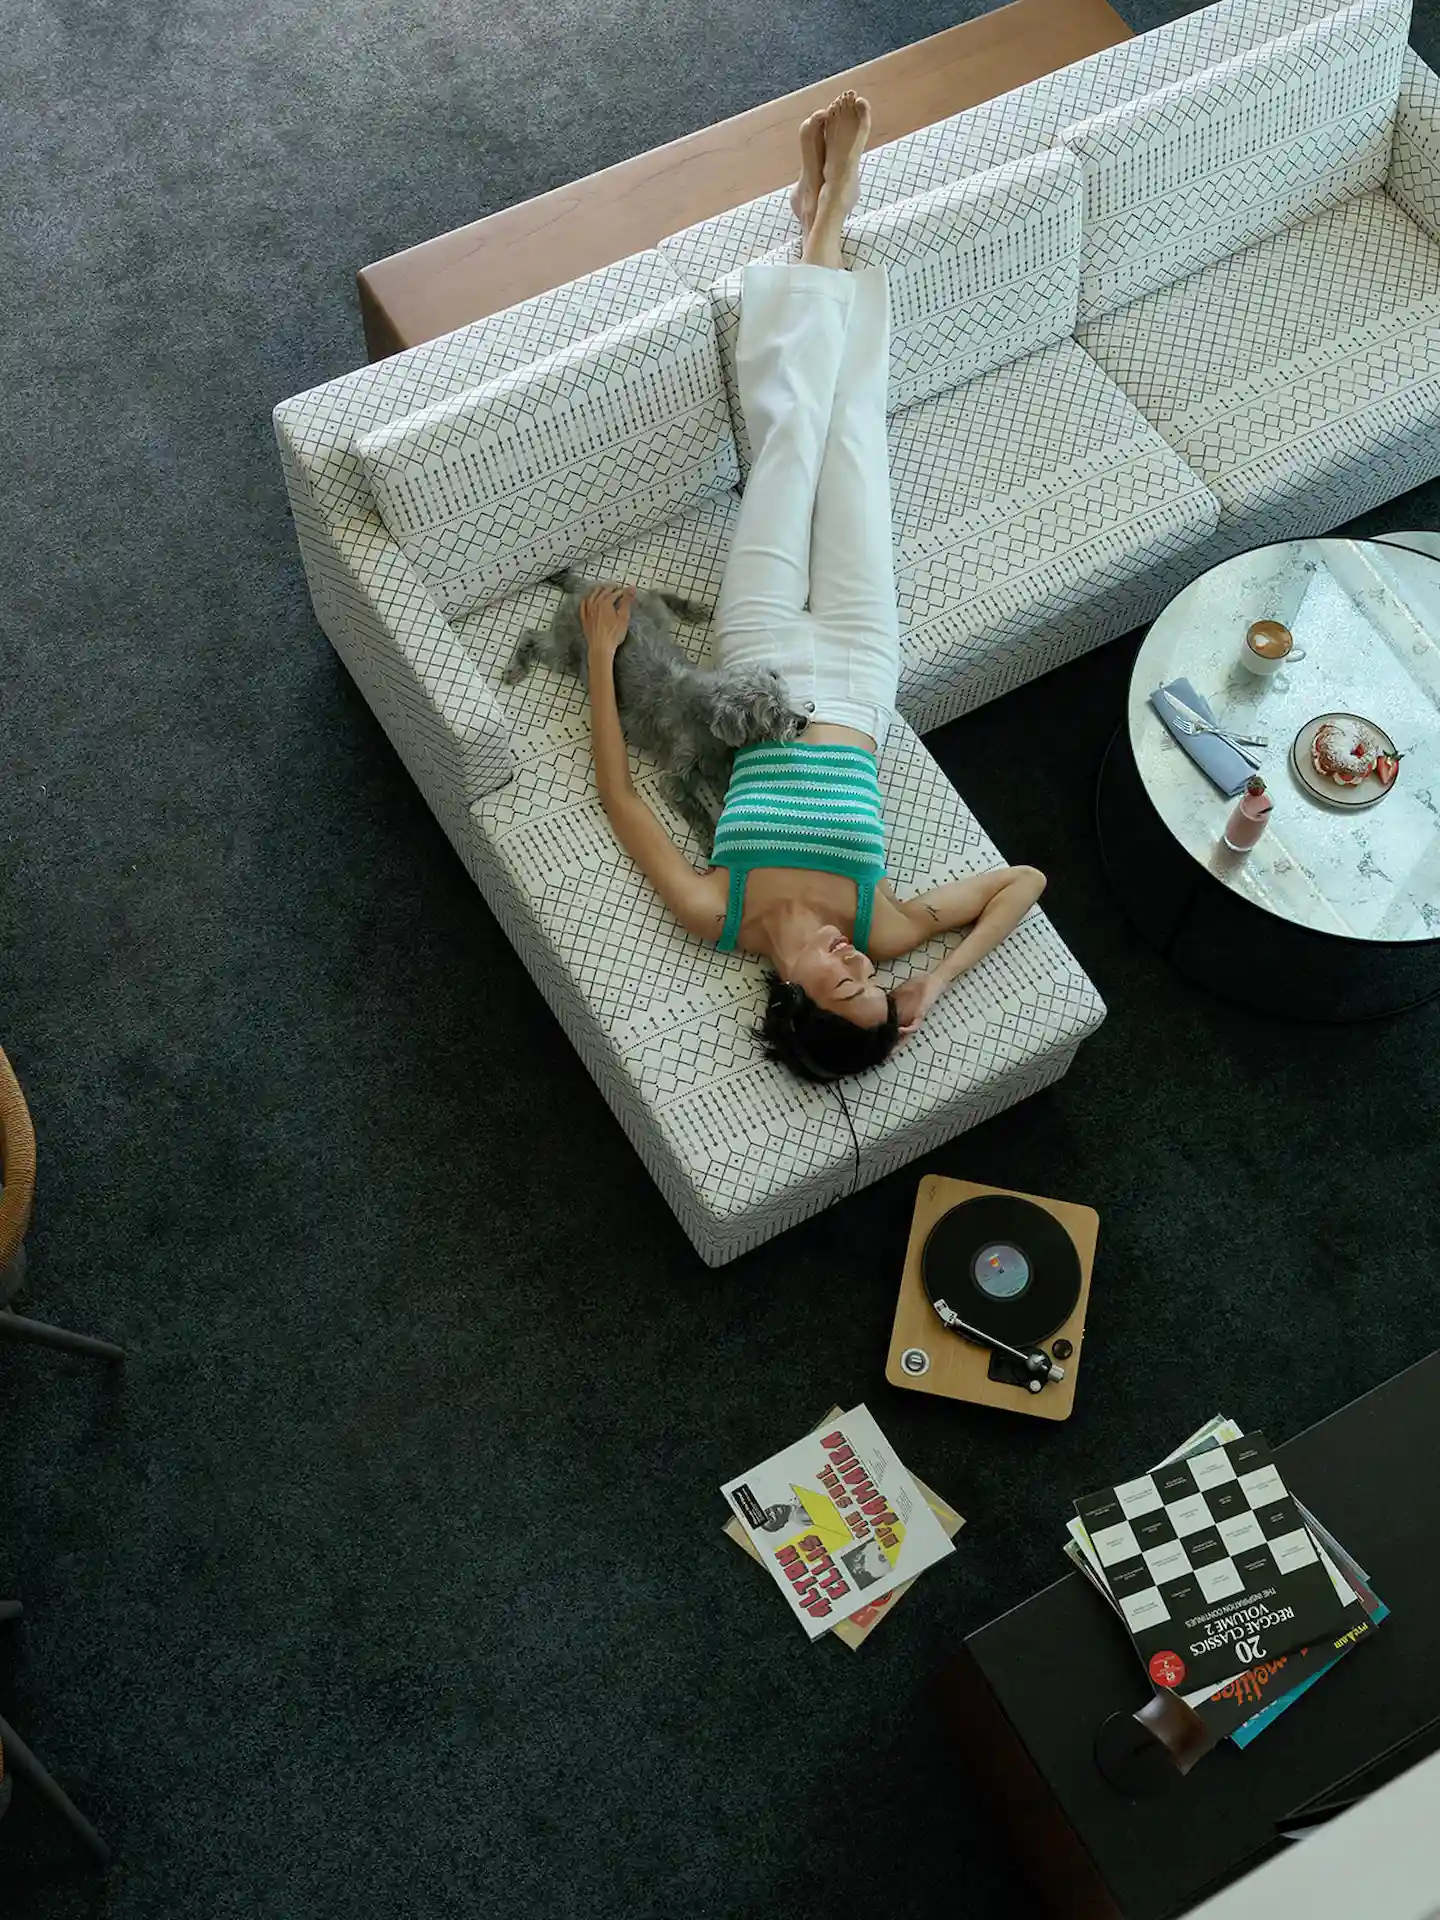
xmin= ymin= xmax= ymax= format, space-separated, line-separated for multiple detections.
xmin=357 ymin=0 xmax=1132 ymax=358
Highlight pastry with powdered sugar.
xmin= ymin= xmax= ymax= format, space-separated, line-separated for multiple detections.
xmin=1311 ymin=719 xmax=1380 ymax=786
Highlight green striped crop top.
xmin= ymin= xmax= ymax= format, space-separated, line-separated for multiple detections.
xmin=711 ymin=742 xmax=888 ymax=954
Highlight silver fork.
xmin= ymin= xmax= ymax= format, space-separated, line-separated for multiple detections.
xmin=1158 ymin=710 xmax=1263 ymax=771
xmin=1158 ymin=690 xmax=1268 ymax=760
xmin=1171 ymin=712 xmax=1269 ymax=749
xmin=1159 ymin=688 xmax=1269 ymax=747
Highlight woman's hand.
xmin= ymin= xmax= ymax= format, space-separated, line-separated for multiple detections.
xmin=580 ymin=584 xmax=636 ymax=661
xmin=892 ymin=975 xmax=937 ymax=1037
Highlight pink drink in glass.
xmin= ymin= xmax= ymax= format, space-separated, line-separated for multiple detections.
xmin=1223 ymin=776 xmax=1273 ymax=852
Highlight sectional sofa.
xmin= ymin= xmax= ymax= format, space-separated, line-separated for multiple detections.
xmin=275 ymin=0 xmax=1440 ymax=1262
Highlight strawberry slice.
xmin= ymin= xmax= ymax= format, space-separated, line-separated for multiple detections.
xmin=1375 ymin=751 xmax=1402 ymax=788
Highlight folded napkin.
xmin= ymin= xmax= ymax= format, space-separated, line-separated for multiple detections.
xmin=1149 ymin=678 xmax=1253 ymax=798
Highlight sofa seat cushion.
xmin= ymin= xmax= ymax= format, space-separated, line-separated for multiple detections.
xmin=888 ymin=338 xmax=1220 ymax=732
xmin=1080 ymin=190 xmax=1440 ymax=530
xmin=468 ymin=712 xmax=1104 ymax=1263
xmin=355 ymin=294 xmax=738 ymax=617
xmin=1061 ymin=0 xmax=1407 ymax=322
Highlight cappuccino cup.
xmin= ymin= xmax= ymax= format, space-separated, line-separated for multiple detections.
xmin=1242 ymin=620 xmax=1306 ymax=676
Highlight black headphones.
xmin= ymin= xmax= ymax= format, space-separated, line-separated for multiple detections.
xmin=776 ymin=981 xmax=898 ymax=1086
xmin=774 ymin=981 xmax=837 ymax=1084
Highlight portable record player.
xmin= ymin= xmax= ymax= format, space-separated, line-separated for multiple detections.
xmin=886 ymin=1175 xmax=1098 ymax=1421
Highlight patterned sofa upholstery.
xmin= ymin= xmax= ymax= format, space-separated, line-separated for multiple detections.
xmin=1072 ymin=0 xmax=1440 ymax=544
xmin=275 ymin=0 xmax=1440 ymax=1261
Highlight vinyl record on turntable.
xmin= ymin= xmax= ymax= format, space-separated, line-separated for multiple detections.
xmin=921 ymin=1194 xmax=1082 ymax=1350
xmin=887 ymin=1177 xmax=1099 ymax=1422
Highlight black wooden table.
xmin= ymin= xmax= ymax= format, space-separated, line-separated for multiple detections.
xmin=937 ymin=1353 xmax=1440 ymax=1919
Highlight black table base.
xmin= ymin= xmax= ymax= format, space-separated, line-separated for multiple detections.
xmin=1096 ymin=727 xmax=1440 ymax=1022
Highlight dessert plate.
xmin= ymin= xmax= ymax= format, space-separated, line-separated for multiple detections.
xmin=1291 ymin=712 xmax=1399 ymax=811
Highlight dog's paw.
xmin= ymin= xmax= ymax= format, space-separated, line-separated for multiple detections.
xmin=502 ymin=635 xmax=541 ymax=683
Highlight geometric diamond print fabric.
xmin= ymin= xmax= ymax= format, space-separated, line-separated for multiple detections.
xmin=888 ymin=339 xmax=1220 ymax=731
xmin=1389 ymin=47 xmax=1440 ymax=242
xmin=274 ymin=249 xmax=691 ymax=531
xmin=1061 ymin=0 xmax=1410 ymax=323
xmin=655 ymin=0 xmax=1375 ymax=294
xmin=840 ymin=150 xmax=1084 ymax=412
xmin=356 ymin=295 xmax=740 ymax=617
xmin=1080 ymin=189 xmax=1440 ymax=533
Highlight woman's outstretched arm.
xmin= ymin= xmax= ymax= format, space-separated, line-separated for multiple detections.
xmin=582 ymin=587 xmax=725 ymax=941
xmin=869 ymin=868 xmax=1047 ymax=1034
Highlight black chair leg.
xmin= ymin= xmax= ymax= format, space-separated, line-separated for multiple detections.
xmin=0 ymin=1310 xmax=124 ymax=1363
xmin=0 ymin=1713 xmax=111 ymax=1867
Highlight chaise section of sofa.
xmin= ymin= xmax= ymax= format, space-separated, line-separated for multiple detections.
xmin=468 ymin=713 xmax=1103 ymax=1265
xmin=456 ymin=498 xmax=1104 ymax=1264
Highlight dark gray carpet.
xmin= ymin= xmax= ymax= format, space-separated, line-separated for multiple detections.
xmin=2 ymin=0 xmax=1438 ymax=1912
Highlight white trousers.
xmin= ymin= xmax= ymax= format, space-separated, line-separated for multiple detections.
xmin=712 ymin=263 xmax=900 ymax=752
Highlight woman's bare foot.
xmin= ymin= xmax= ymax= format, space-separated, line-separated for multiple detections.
xmin=790 ymin=111 xmax=826 ymax=233
xmin=801 ymin=91 xmax=871 ymax=268
xmin=819 ymin=90 xmax=870 ymax=219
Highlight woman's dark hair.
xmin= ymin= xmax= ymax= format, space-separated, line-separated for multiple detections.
xmin=758 ymin=975 xmax=900 ymax=1084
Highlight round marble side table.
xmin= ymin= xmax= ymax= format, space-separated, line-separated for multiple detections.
xmin=1096 ymin=537 xmax=1440 ymax=1020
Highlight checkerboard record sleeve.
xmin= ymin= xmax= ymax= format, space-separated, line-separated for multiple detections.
xmin=1075 ymin=1432 xmax=1353 ymax=1692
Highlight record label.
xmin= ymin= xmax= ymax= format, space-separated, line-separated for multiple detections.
xmin=973 ymin=1243 xmax=1030 ymax=1299
xmin=922 ymin=1195 xmax=1080 ymax=1348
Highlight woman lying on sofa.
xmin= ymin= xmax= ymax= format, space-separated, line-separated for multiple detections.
xmin=581 ymin=92 xmax=1046 ymax=1084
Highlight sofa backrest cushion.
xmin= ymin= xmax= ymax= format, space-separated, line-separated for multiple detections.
xmin=1061 ymin=0 xmax=1410 ymax=322
xmin=658 ymin=0 xmax=1362 ymax=294
xmin=356 ymin=293 xmax=739 ymax=616
xmin=842 ymin=149 xmax=1083 ymax=411
xmin=708 ymin=151 xmax=1083 ymax=475
xmin=275 ymin=250 xmax=690 ymax=533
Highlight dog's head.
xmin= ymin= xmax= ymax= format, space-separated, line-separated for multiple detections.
xmin=709 ymin=666 xmax=808 ymax=749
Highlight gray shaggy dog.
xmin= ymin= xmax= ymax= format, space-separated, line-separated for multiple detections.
xmin=504 ymin=570 xmax=806 ymax=851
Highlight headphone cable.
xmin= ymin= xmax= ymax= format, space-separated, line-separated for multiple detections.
xmin=832 ymin=1083 xmax=862 ymax=1195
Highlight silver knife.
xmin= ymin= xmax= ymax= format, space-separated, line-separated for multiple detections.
xmin=1159 ymin=689 xmax=1268 ymax=751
